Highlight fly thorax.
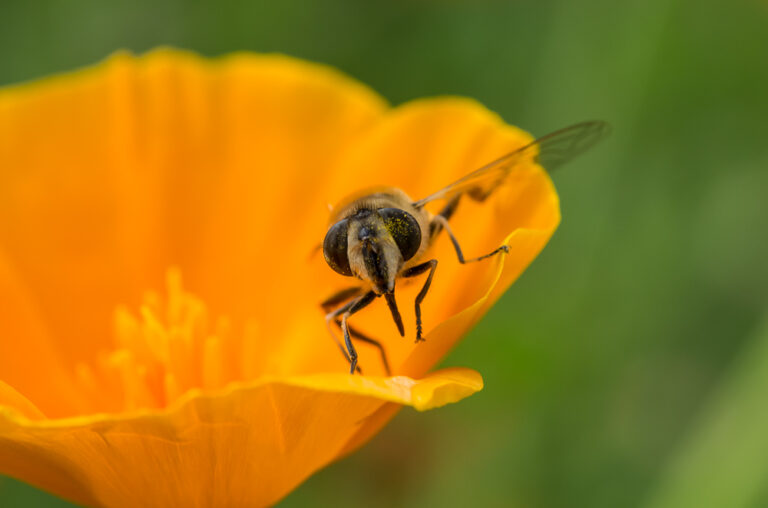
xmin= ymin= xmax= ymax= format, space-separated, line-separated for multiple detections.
xmin=347 ymin=210 xmax=403 ymax=294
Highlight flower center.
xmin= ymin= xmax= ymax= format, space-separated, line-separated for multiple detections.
xmin=75 ymin=269 xmax=260 ymax=412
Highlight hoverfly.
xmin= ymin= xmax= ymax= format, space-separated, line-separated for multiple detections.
xmin=321 ymin=120 xmax=609 ymax=374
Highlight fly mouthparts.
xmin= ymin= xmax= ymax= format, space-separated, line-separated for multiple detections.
xmin=384 ymin=292 xmax=405 ymax=337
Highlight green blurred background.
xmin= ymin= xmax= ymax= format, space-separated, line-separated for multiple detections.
xmin=1 ymin=0 xmax=767 ymax=506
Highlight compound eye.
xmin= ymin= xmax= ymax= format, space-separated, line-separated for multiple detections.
xmin=323 ymin=219 xmax=352 ymax=276
xmin=378 ymin=208 xmax=422 ymax=261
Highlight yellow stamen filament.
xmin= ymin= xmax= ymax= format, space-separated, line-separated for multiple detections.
xmin=78 ymin=269 xmax=259 ymax=411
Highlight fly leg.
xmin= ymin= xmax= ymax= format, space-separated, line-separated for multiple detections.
xmin=335 ymin=323 xmax=391 ymax=376
xmin=431 ymin=214 xmax=509 ymax=263
xmin=428 ymin=195 xmax=461 ymax=240
xmin=321 ymin=286 xmax=364 ymax=313
xmin=322 ymin=287 xmax=391 ymax=375
xmin=339 ymin=291 xmax=376 ymax=374
xmin=322 ymin=287 xmax=363 ymax=371
xmin=401 ymin=259 xmax=438 ymax=343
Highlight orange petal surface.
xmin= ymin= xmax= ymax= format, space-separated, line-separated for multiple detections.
xmin=0 ymin=368 xmax=482 ymax=507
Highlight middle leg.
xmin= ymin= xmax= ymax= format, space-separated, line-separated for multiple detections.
xmin=431 ymin=214 xmax=509 ymax=264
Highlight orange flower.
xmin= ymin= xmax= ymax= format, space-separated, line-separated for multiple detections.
xmin=0 ymin=49 xmax=559 ymax=506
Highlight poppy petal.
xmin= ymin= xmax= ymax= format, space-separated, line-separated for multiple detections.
xmin=0 ymin=50 xmax=562 ymax=506
xmin=0 ymin=367 xmax=481 ymax=507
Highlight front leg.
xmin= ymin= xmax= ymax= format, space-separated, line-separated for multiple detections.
xmin=331 ymin=319 xmax=392 ymax=376
xmin=322 ymin=287 xmax=392 ymax=375
xmin=322 ymin=286 xmax=364 ymax=370
xmin=402 ymin=259 xmax=438 ymax=343
xmin=340 ymin=291 xmax=377 ymax=374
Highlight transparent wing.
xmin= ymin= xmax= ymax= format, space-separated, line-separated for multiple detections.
xmin=412 ymin=120 xmax=610 ymax=208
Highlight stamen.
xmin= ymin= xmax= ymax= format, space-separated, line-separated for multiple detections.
xmin=78 ymin=269 xmax=262 ymax=412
